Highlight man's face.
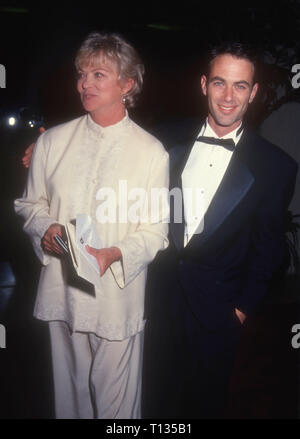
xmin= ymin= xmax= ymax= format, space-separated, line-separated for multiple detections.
xmin=201 ymin=54 xmax=258 ymax=136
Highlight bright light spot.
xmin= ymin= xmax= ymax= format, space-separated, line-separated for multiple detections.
xmin=28 ymin=120 xmax=35 ymax=127
xmin=8 ymin=117 xmax=16 ymax=126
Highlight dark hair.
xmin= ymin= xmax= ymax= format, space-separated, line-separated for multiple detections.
xmin=205 ymin=41 xmax=259 ymax=84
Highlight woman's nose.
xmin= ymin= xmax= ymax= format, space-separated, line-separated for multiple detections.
xmin=82 ymin=75 xmax=92 ymax=88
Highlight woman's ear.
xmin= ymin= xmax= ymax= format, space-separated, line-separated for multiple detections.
xmin=122 ymin=78 xmax=134 ymax=95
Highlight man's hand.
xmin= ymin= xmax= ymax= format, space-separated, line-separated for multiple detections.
xmin=235 ymin=308 xmax=246 ymax=324
xmin=22 ymin=126 xmax=46 ymax=168
xmin=86 ymin=246 xmax=122 ymax=277
xmin=42 ymin=223 xmax=65 ymax=255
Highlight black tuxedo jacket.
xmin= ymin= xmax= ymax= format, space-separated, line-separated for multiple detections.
xmin=145 ymin=119 xmax=298 ymax=330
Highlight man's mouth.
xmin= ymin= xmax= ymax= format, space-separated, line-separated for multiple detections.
xmin=218 ymin=105 xmax=236 ymax=114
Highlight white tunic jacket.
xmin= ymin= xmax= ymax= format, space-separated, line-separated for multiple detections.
xmin=15 ymin=113 xmax=169 ymax=340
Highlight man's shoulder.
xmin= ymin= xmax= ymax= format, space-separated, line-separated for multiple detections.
xmin=245 ymin=129 xmax=298 ymax=174
xmin=151 ymin=117 xmax=203 ymax=170
xmin=151 ymin=117 xmax=202 ymax=150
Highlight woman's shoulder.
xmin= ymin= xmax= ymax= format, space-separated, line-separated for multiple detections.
xmin=128 ymin=119 xmax=167 ymax=155
xmin=42 ymin=115 xmax=86 ymax=143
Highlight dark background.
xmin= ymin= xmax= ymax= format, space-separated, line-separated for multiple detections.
xmin=0 ymin=0 xmax=300 ymax=419
xmin=2 ymin=0 xmax=300 ymax=127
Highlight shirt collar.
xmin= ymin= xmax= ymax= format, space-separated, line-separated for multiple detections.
xmin=87 ymin=110 xmax=130 ymax=139
xmin=200 ymin=118 xmax=243 ymax=146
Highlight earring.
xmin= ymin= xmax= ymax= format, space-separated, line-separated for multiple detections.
xmin=122 ymin=96 xmax=126 ymax=105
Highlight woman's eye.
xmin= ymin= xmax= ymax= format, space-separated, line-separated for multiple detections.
xmin=77 ymin=72 xmax=84 ymax=79
xmin=95 ymin=72 xmax=104 ymax=78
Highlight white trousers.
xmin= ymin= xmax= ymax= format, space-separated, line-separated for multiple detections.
xmin=48 ymin=321 xmax=144 ymax=419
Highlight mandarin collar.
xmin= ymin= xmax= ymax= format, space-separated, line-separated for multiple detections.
xmin=87 ymin=110 xmax=130 ymax=139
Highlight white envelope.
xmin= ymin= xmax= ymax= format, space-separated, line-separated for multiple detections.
xmin=65 ymin=214 xmax=103 ymax=288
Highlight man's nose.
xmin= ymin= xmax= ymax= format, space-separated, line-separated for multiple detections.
xmin=223 ymin=86 xmax=234 ymax=102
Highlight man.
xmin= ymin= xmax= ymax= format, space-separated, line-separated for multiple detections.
xmin=142 ymin=42 xmax=298 ymax=418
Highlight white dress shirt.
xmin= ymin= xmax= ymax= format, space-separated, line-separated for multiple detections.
xmin=181 ymin=119 xmax=243 ymax=246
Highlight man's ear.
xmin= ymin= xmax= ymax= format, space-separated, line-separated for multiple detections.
xmin=200 ymin=75 xmax=208 ymax=96
xmin=249 ymin=82 xmax=258 ymax=103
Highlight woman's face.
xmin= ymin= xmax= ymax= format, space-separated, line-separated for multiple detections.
xmin=76 ymin=55 xmax=133 ymax=119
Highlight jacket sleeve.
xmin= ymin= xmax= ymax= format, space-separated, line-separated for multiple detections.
xmin=109 ymin=149 xmax=170 ymax=288
xmin=14 ymin=132 xmax=56 ymax=265
xmin=235 ymin=160 xmax=298 ymax=315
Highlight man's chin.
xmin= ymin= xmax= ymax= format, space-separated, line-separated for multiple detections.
xmin=214 ymin=115 xmax=240 ymax=128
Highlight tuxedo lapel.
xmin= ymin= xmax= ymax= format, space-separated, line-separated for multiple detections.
xmin=187 ymin=130 xmax=255 ymax=250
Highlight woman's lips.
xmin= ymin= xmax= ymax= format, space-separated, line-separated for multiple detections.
xmin=83 ymin=93 xmax=97 ymax=100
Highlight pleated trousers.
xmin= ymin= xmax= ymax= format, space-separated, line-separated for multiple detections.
xmin=49 ymin=321 xmax=144 ymax=419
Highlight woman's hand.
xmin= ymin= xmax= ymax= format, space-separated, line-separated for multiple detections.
xmin=42 ymin=223 xmax=65 ymax=255
xmin=86 ymin=246 xmax=122 ymax=276
xmin=235 ymin=308 xmax=246 ymax=324
xmin=22 ymin=126 xmax=46 ymax=168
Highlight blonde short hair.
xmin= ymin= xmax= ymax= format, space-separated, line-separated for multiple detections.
xmin=75 ymin=32 xmax=145 ymax=108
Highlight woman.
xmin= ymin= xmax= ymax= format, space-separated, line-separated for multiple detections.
xmin=15 ymin=32 xmax=169 ymax=419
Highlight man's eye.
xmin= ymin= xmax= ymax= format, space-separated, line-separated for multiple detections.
xmin=236 ymin=84 xmax=246 ymax=90
xmin=214 ymin=81 xmax=223 ymax=86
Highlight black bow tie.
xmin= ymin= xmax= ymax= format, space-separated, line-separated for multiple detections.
xmin=196 ymin=136 xmax=235 ymax=151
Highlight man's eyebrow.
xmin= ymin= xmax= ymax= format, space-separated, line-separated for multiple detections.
xmin=209 ymin=76 xmax=225 ymax=82
xmin=235 ymin=80 xmax=251 ymax=87
xmin=209 ymin=76 xmax=251 ymax=87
